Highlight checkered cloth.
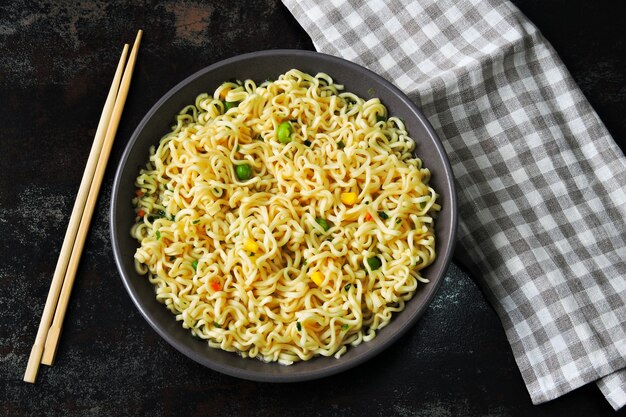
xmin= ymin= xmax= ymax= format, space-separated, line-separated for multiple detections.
xmin=282 ymin=0 xmax=626 ymax=410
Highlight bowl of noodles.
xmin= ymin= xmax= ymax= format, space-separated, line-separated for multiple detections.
xmin=111 ymin=50 xmax=456 ymax=381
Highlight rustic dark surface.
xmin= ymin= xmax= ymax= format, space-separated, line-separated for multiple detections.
xmin=1 ymin=1 xmax=624 ymax=416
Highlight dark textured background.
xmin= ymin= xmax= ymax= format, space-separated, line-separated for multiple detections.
xmin=1 ymin=1 xmax=624 ymax=416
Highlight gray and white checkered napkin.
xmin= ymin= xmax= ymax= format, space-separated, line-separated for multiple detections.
xmin=282 ymin=0 xmax=626 ymax=409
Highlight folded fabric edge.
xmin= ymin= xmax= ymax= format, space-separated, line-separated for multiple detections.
xmin=597 ymin=369 xmax=626 ymax=411
xmin=486 ymin=283 xmax=625 ymax=406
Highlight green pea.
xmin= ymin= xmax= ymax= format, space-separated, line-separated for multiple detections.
xmin=315 ymin=218 xmax=330 ymax=231
xmin=235 ymin=164 xmax=253 ymax=181
xmin=277 ymin=121 xmax=293 ymax=144
xmin=366 ymin=256 xmax=382 ymax=271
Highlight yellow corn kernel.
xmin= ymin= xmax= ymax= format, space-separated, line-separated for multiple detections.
xmin=311 ymin=271 xmax=324 ymax=286
xmin=341 ymin=192 xmax=358 ymax=205
xmin=244 ymin=238 xmax=259 ymax=253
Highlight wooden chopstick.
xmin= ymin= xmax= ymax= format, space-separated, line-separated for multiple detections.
xmin=24 ymin=30 xmax=142 ymax=383
xmin=41 ymin=30 xmax=143 ymax=366
xmin=40 ymin=29 xmax=143 ymax=365
xmin=23 ymin=42 xmax=129 ymax=384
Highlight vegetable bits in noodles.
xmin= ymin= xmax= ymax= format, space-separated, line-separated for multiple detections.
xmin=131 ymin=69 xmax=439 ymax=364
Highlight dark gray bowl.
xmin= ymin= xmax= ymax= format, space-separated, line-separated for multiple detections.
xmin=111 ymin=49 xmax=457 ymax=382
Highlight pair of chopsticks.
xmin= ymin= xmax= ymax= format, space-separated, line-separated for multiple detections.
xmin=23 ymin=30 xmax=143 ymax=384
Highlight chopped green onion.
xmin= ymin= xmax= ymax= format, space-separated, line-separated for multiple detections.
xmin=235 ymin=164 xmax=253 ymax=181
xmin=169 ymin=256 xmax=176 ymax=262
xmin=378 ymin=211 xmax=389 ymax=220
xmin=249 ymin=252 xmax=255 ymax=256
xmin=376 ymin=114 xmax=387 ymax=123
xmin=192 ymin=219 xmax=200 ymax=224
xmin=341 ymin=324 xmax=349 ymax=331
xmin=366 ymin=256 xmax=382 ymax=271
xmin=234 ymin=144 xmax=240 ymax=152
xmin=337 ymin=141 xmax=345 ymax=149
xmin=303 ymin=140 xmax=311 ymax=147
xmin=224 ymin=101 xmax=239 ymax=111
xmin=396 ymin=219 xmax=402 ymax=224
xmin=156 ymin=230 xmax=161 ymax=240
xmin=344 ymin=283 xmax=351 ymax=291
xmin=277 ymin=121 xmax=293 ymax=144
xmin=296 ymin=322 xmax=302 ymax=331
xmin=213 ymin=321 xmax=222 ymax=328
xmin=192 ymin=260 xmax=198 ymax=271
xmin=303 ymin=259 xmax=307 ymax=265
xmin=315 ymin=218 xmax=330 ymax=231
